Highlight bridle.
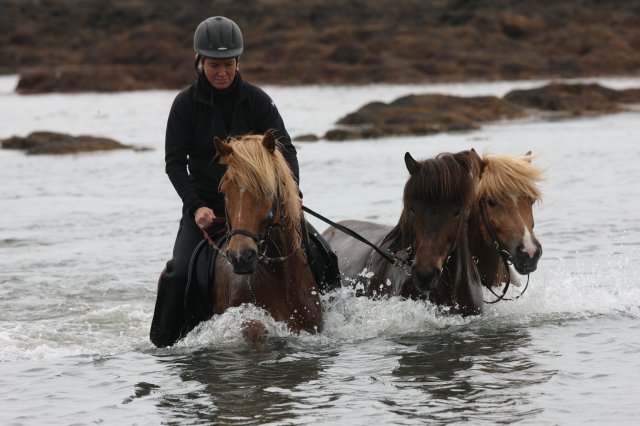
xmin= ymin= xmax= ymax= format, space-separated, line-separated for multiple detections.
xmin=223 ymin=197 xmax=302 ymax=265
xmin=478 ymin=198 xmax=530 ymax=303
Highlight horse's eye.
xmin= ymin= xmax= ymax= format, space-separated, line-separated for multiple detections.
xmin=409 ymin=207 xmax=415 ymax=214
xmin=530 ymin=198 xmax=536 ymax=206
xmin=487 ymin=198 xmax=497 ymax=207
xmin=453 ymin=209 xmax=461 ymax=218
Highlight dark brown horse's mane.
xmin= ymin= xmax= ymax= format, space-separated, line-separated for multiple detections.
xmin=382 ymin=150 xmax=479 ymax=252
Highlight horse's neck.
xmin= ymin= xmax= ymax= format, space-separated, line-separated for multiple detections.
xmin=468 ymin=207 xmax=507 ymax=287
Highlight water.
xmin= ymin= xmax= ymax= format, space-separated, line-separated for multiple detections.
xmin=1 ymin=75 xmax=640 ymax=425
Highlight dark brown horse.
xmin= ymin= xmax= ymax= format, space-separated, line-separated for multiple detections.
xmin=468 ymin=151 xmax=545 ymax=293
xmin=323 ymin=150 xmax=485 ymax=316
xmin=212 ymin=131 xmax=323 ymax=337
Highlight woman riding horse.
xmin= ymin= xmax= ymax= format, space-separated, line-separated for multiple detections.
xmin=150 ymin=17 xmax=337 ymax=348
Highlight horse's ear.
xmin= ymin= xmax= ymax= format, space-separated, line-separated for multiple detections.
xmin=263 ymin=129 xmax=277 ymax=154
xmin=404 ymin=152 xmax=421 ymax=175
xmin=470 ymin=148 xmax=485 ymax=178
xmin=523 ymin=151 xmax=532 ymax=163
xmin=214 ymin=137 xmax=233 ymax=158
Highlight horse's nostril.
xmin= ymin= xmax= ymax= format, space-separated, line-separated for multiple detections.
xmin=516 ymin=244 xmax=525 ymax=254
xmin=534 ymin=244 xmax=542 ymax=260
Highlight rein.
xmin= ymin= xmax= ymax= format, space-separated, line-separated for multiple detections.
xmin=302 ymin=205 xmax=413 ymax=270
xmin=202 ymin=217 xmax=228 ymax=250
xmin=478 ymin=199 xmax=530 ymax=303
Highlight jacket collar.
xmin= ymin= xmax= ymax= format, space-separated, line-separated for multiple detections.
xmin=193 ymin=71 xmax=248 ymax=106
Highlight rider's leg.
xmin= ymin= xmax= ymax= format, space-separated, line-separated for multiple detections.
xmin=150 ymin=208 xmax=204 ymax=348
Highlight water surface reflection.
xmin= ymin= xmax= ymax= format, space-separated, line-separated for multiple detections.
xmin=155 ymin=339 xmax=326 ymax=424
xmin=391 ymin=324 xmax=556 ymax=424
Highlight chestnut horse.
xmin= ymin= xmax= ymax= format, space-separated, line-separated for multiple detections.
xmin=212 ymin=131 xmax=323 ymax=337
xmin=468 ymin=151 xmax=544 ymax=296
xmin=323 ymin=150 xmax=485 ymax=316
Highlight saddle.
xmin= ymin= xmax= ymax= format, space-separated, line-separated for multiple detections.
xmin=304 ymin=227 xmax=342 ymax=294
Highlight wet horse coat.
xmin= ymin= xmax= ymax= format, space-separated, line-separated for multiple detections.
xmin=212 ymin=131 xmax=323 ymax=335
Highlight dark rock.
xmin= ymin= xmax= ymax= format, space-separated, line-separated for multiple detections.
xmin=504 ymin=83 xmax=634 ymax=114
xmin=294 ymin=133 xmax=320 ymax=142
xmin=326 ymin=94 xmax=525 ymax=140
xmin=326 ymin=83 xmax=640 ymax=141
xmin=0 ymin=131 xmax=137 ymax=154
xmin=16 ymin=65 xmax=192 ymax=94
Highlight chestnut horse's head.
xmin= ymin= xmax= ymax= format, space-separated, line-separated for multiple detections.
xmin=214 ymin=131 xmax=302 ymax=275
xmin=384 ymin=149 xmax=483 ymax=293
xmin=475 ymin=151 xmax=545 ymax=274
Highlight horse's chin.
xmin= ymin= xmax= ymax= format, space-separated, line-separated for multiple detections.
xmin=512 ymin=260 xmax=537 ymax=275
xmin=411 ymin=269 xmax=440 ymax=293
xmin=414 ymin=281 xmax=437 ymax=294
xmin=226 ymin=250 xmax=258 ymax=274
xmin=232 ymin=264 xmax=257 ymax=275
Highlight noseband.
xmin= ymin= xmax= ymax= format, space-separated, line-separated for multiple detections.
xmin=478 ymin=198 xmax=530 ymax=303
xmin=225 ymin=198 xmax=300 ymax=264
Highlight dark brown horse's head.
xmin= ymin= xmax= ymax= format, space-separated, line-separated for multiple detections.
xmin=474 ymin=151 xmax=545 ymax=274
xmin=385 ymin=149 xmax=483 ymax=293
xmin=214 ymin=131 xmax=302 ymax=275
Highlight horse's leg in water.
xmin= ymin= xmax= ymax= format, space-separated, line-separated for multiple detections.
xmin=242 ymin=320 xmax=269 ymax=350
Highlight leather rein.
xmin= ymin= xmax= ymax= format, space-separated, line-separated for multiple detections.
xmin=302 ymin=205 xmax=414 ymax=273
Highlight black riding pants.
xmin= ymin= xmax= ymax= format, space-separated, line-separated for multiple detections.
xmin=150 ymin=208 xmax=225 ymax=347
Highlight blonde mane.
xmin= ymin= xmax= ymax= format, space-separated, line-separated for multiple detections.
xmin=478 ymin=152 xmax=545 ymax=203
xmin=220 ymin=135 xmax=302 ymax=245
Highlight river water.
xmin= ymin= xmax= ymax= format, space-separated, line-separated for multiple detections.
xmin=1 ymin=75 xmax=640 ymax=425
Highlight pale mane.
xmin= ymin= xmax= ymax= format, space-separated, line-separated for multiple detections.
xmin=221 ymin=135 xmax=302 ymax=245
xmin=478 ymin=152 xmax=545 ymax=203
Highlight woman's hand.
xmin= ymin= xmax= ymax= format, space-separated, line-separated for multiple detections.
xmin=194 ymin=206 xmax=217 ymax=230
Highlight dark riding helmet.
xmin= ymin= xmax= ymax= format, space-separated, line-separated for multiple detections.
xmin=194 ymin=16 xmax=243 ymax=59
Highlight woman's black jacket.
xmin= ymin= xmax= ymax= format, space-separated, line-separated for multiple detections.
xmin=164 ymin=72 xmax=299 ymax=218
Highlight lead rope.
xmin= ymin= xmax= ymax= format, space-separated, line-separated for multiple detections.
xmin=302 ymin=205 xmax=413 ymax=270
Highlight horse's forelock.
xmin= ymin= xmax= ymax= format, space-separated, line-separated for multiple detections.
xmin=479 ymin=153 xmax=545 ymax=203
xmin=224 ymin=135 xmax=303 ymax=244
xmin=383 ymin=151 xmax=477 ymax=253
xmin=404 ymin=151 xmax=477 ymax=206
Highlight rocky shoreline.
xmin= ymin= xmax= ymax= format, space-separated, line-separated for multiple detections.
xmin=304 ymin=83 xmax=640 ymax=141
xmin=4 ymin=83 xmax=639 ymax=154
xmin=2 ymin=0 xmax=640 ymax=93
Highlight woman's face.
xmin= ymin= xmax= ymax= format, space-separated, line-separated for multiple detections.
xmin=203 ymin=57 xmax=237 ymax=90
